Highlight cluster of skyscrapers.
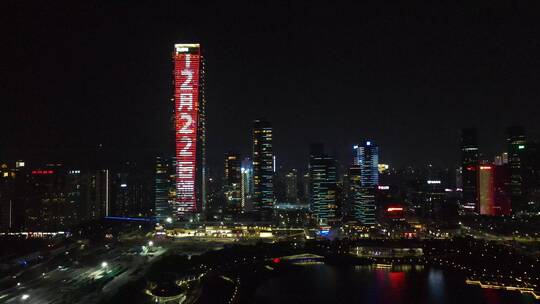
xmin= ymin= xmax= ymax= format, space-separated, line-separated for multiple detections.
xmin=0 ymin=161 xmax=153 ymax=231
xmin=459 ymin=126 xmax=540 ymax=216
xmin=3 ymin=43 xmax=540 ymax=234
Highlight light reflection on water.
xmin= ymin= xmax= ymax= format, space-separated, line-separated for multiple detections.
xmin=254 ymin=264 xmax=537 ymax=304
xmin=428 ymin=268 xmax=445 ymax=303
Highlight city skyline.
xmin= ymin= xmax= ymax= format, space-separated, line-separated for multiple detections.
xmin=3 ymin=2 xmax=540 ymax=171
xmin=2 ymin=2 xmax=540 ymax=303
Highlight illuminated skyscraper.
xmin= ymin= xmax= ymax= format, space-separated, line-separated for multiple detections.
xmin=478 ymin=165 xmax=495 ymax=215
xmin=309 ymin=144 xmax=339 ymax=226
xmin=252 ymin=119 xmax=274 ymax=214
xmin=240 ymin=157 xmax=253 ymax=212
xmin=224 ymin=152 xmax=242 ymax=213
xmin=461 ymin=128 xmax=479 ymax=212
xmin=354 ymin=141 xmax=379 ymax=187
xmin=173 ymin=43 xmax=206 ymax=220
xmin=352 ymin=141 xmax=378 ymax=226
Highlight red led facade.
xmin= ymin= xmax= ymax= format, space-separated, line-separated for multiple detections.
xmin=478 ymin=165 xmax=495 ymax=215
xmin=174 ymin=46 xmax=201 ymax=214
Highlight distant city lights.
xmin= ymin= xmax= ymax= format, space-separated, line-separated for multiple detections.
xmin=378 ymin=163 xmax=389 ymax=173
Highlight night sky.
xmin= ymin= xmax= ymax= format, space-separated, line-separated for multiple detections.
xmin=3 ymin=1 xmax=540 ymax=174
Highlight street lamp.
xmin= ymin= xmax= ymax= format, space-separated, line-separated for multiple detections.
xmin=148 ymin=241 xmax=154 ymax=247
xmin=166 ymin=217 xmax=173 ymax=224
xmin=101 ymin=262 xmax=108 ymax=268
xmin=21 ymin=294 xmax=30 ymax=300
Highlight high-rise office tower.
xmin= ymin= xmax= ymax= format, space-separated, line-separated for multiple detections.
xmin=354 ymin=141 xmax=379 ymax=186
xmin=309 ymin=144 xmax=339 ymax=226
xmin=478 ymin=165 xmax=495 ymax=215
xmin=224 ymin=152 xmax=242 ymax=214
xmin=302 ymin=173 xmax=310 ymax=204
xmin=85 ymin=169 xmax=111 ymax=220
xmin=155 ymin=156 xmax=174 ymax=223
xmin=352 ymin=141 xmax=379 ymax=226
xmin=420 ymin=177 xmax=457 ymax=223
xmin=507 ymin=126 xmax=526 ymax=212
xmin=524 ymin=139 xmax=540 ymax=213
xmin=240 ymin=157 xmax=253 ymax=212
xmin=173 ymin=43 xmax=206 ymax=220
xmin=0 ymin=162 xmax=18 ymax=231
xmin=15 ymin=164 xmax=87 ymax=231
xmin=252 ymin=119 xmax=274 ymax=214
xmin=109 ymin=162 xmax=152 ymax=218
xmin=65 ymin=169 xmax=83 ymax=224
xmin=461 ymin=128 xmax=479 ymax=212
xmin=493 ymin=164 xmax=512 ymax=216
xmin=348 ymin=164 xmax=362 ymax=220
xmin=285 ymin=169 xmax=298 ymax=203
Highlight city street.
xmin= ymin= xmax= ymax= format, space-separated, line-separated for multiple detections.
xmin=0 ymin=241 xmax=166 ymax=304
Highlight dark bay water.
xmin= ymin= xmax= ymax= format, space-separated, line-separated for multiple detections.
xmin=254 ymin=265 xmax=538 ymax=304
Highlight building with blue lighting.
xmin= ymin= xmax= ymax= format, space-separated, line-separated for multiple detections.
xmin=309 ymin=144 xmax=339 ymax=226
xmin=354 ymin=141 xmax=379 ymax=187
xmin=352 ymin=141 xmax=379 ymax=226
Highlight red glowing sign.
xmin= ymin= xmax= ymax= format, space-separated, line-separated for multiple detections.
xmin=174 ymin=45 xmax=200 ymax=214
xmin=273 ymin=258 xmax=281 ymax=264
xmin=387 ymin=207 xmax=403 ymax=212
xmin=32 ymin=170 xmax=54 ymax=175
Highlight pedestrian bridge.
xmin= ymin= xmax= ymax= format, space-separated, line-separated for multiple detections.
xmin=279 ymin=253 xmax=325 ymax=264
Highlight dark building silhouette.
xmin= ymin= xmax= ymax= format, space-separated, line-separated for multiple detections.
xmin=460 ymin=128 xmax=479 ymax=213
xmin=224 ymin=152 xmax=242 ymax=215
xmin=155 ymin=156 xmax=175 ymax=223
xmin=507 ymin=126 xmax=526 ymax=213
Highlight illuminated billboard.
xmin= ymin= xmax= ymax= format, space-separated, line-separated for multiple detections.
xmin=173 ymin=44 xmax=201 ymax=214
